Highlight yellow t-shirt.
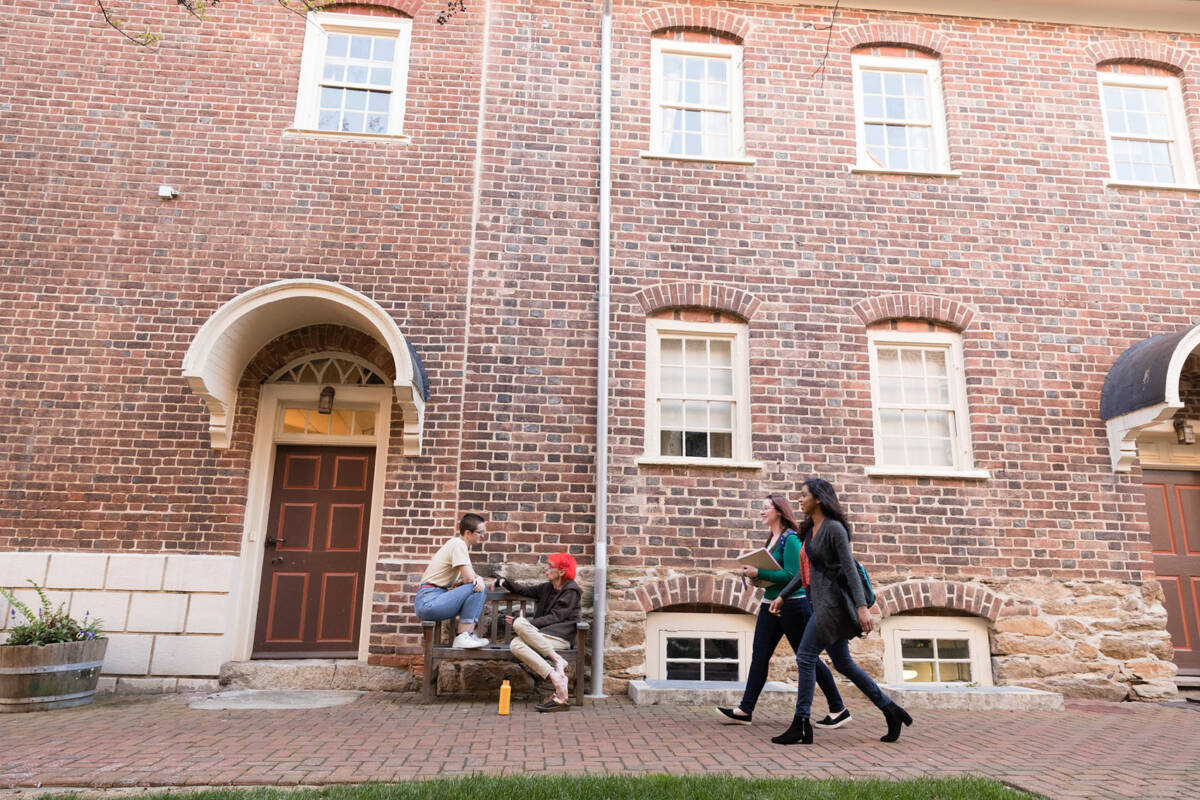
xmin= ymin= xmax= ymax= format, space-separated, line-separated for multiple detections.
xmin=420 ymin=537 xmax=472 ymax=587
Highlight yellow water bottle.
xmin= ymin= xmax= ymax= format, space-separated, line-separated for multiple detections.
xmin=498 ymin=673 xmax=511 ymax=716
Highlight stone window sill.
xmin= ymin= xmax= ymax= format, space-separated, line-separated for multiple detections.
xmin=284 ymin=128 xmax=411 ymax=144
xmin=1104 ymin=180 xmax=1200 ymax=193
xmin=851 ymin=166 xmax=962 ymax=178
xmin=639 ymin=151 xmax=757 ymax=166
xmin=865 ymin=466 xmax=990 ymax=480
xmin=637 ymin=456 xmax=764 ymax=470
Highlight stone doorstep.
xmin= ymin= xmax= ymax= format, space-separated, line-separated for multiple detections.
xmin=627 ymin=679 xmax=1064 ymax=712
xmin=219 ymin=659 xmax=417 ymax=693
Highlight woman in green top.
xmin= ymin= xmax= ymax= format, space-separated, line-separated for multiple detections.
xmin=716 ymin=494 xmax=848 ymax=727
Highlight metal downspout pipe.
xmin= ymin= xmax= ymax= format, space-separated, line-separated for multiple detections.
xmin=588 ymin=0 xmax=612 ymax=698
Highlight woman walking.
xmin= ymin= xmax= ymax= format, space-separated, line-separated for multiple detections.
xmin=716 ymin=494 xmax=849 ymax=728
xmin=769 ymin=479 xmax=912 ymax=745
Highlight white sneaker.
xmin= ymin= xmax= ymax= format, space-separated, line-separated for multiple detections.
xmin=452 ymin=632 xmax=489 ymax=649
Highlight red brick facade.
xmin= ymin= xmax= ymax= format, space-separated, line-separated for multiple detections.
xmin=3 ymin=1 xmax=1198 ymax=696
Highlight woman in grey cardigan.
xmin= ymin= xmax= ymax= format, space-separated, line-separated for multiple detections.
xmin=768 ymin=478 xmax=912 ymax=745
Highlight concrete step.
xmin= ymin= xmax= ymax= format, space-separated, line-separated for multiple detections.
xmin=219 ymin=659 xmax=416 ymax=693
xmin=627 ymin=679 xmax=1063 ymax=711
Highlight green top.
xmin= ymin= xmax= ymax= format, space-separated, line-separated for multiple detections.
xmin=758 ymin=531 xmax=806 ymax=601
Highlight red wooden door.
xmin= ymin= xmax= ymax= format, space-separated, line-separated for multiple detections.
xmin=1142 ymin=469 xmax=1200 ymax=675
xmin=253 ymin=445 xmax=375 ymax=658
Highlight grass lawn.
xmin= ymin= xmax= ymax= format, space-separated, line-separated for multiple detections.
xmin=42 ymin=776 xmax=1036 ymax=799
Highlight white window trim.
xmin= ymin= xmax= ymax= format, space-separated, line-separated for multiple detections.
xmin=852 ymin=54 xmax=952 ymax=175
xmin=643 ymin=318 xmax=754 ymax=466
xmin=881 ymin=615 xmax=993 ymax=687
xmin=645 ymin=611 xmax=756 ymax=682
xmin=866 ymin=329 xmax=987 ymax=479
xmin=1097 ymin=71 xmax=1198 ymax=190
xmin=645 ymin=38 xmax=747 ymax=163
xmin=292 ymin=12 xmax=413 ymax=139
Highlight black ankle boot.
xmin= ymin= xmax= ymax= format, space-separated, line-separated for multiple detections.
xmin=770 ymin=715 xmax=813 ymax=745
xmin=880 ymin=701 xmax=913 ymax=742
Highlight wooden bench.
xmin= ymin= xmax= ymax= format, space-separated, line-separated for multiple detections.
xmin=421 ymin=590 xmax=589 ymax=705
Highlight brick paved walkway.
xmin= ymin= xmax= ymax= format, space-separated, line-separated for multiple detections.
xmin=1 ymin=693 xmax=1197 ymax=799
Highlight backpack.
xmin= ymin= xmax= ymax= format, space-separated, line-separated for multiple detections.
xmin=854 ymin=560 xmax=876 ymax=608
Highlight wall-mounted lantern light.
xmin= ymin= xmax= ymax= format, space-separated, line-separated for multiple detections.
xmin=1174 ymin=416 xmax=1195 ymax=445
xmin=318 ymin=386 xmax=335 ymax=415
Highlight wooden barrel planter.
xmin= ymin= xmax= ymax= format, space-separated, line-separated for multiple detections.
xmin=0 ymin=638 xmax=108 ymax=713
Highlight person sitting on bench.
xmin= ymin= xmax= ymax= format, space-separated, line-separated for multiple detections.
xmin=414 ymin=513 xmax=491 ymax=649
xmin=495 ymin=553 xmax=581 ymax=712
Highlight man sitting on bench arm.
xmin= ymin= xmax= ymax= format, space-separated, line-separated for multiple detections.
xmin=495 ymin=553 xmax=582 ymax=712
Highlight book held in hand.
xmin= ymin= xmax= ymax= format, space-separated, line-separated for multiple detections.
xmin=736 ymin=548 xmax=782 ymax=588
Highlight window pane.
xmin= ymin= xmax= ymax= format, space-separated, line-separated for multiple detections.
xmin=666 ymin=662 xmax=702 ymax=681
xmin=661 ymin=337 xmax=684 ymax=365
xmin=863 ymin=93 xmax=884 ymax=120
xmin=667 ymin=638 xmax=700 ymax=659
xmin=663 ymin=54 xmax=682 ymax=80
xmin=283 ymin=408 xmax=306 ymax=433
xmin=660 ymin=399 xmax=683 ymax=428
xmin=862 ymin=70 xmax=882 ymax=94
xmin=685 ymin=400 xmax=707 ymax=429
xmin=710 ymin=401 xmax=732 ymax=429
xmin=685 ymin=57 xmax=704 ymax=80
xmin=320 ymin=86 xmax=342 ymax=109
xmin=883 ymin=71 xmax=903 ymax=95
xmin=374 ymin=37 xmax=396 ymax=63
xmin=901 ymin=638 xmax=933 ymax=659
xmin=318 ymin=110 xmax=339 ymax=131
xmin=877 ymin=347 xmax=900 ymax=374
xmin=684 ymin=339 xmax=707 ymax=366
xmin=879 ymin=408 xmax=903 ymax=436
xmin=927 ymin=411 xmax=953 ymax=439
xmin=684 ymin=77 xmax=702 ymax=104
xmin=330 ymin=409 xmax=353 ymax=436
xmin=900 ymin=348 xmax=924 ymax=374
xmin=903 ymin=409 xmax=928 ymax=440
xmin=350 ymin=36 xmax=371 ymax=59
xmin=347 ymin=64 xmax=369 ymax=84
xmin=704 ymin=661 xmax=739 ymax=682
xmin=353 ymin=410 xmax=376 ymax=436
xmin=370 ymin=67 xmax=392 ymax=87
xmin=902 ymin=661 xmax=936 ymax=682
xmin=366 ymin=113 xmax=388 ymax=134
xmin=865 ymin=123 xmax=885 ymax=147
xmin=886 ymin=96 xmax=906 ymax=120
xmin=879 ymin=375 xmax=902 ymax=404
xmin=709 ymin=432 xmax=732 ymax=459
xmin=661 ymin=430 xmax=684 ymax=456
xmin=937 ymin=639 xmax=971 ymax=660
xmin=938 ymin=662 xmax=972 ymax=682
xmin=345 ymin=89 xmax=368 ymax=110
xmin=341 ymin=112 xmax=363 ymax=133
xmin=661 ymin=366 xmax=684 ymax=394
xmin=685 ymin=367 xmax=707 ymax=394
xmin=323 ymin=63 xmax=345 ymax=81
xmin=882 ymin=436 xmax=905 ymax=465
xmin=710 ymin=339 xmax=732 ymax=366
xmin=684 ymin=431 xmax=708 ymax=458
xmin=707 ymin=59 xmax=727 ymax=83
xmin=711 ymin=367 xmax=733 ymax=396
xmin=368 ymin=92 xmax=389 ymax=113
xmin=306 ymin=412 xmax=331 ymax=435
xmin=705 ymin=638 xmax=738 ymax=660
xmin=326 ymin=34 xmax=348 ymax=58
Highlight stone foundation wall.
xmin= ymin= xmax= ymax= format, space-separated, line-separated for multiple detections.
xmin=600 ymin=568 xmax=1177 ymax=701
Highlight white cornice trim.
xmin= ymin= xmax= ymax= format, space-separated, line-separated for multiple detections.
xmin=783 ymin=1 xmax=1200 ymax=35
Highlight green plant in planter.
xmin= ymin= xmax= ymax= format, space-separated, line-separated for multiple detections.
xmin=0 ymin=580 xmax=104 ymax=646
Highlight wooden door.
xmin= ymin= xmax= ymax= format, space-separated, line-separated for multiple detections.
xmin=253 ymin=445 xmax=375 ymax=658
xmin=1142 ymin=469 xmax=1200 ymax=675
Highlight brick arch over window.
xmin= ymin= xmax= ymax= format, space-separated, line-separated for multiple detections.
xmin=852 ymin=293 xmax=976 ymax=332
xmin=325 ymin=0 xmax=422 ymax=17
xmin=875 ymin=580 xmax=1032 ymax=621
xmin=641 ymin=6 xmax=751 ymax=43
xmin=241 ymin=324 xmax=397 ymax=388
xmin=629 ymin=575 xmax=760 ymax=615
xmin=634 ymin=282 xmax=761 ymax=321
xmin=1085 ymin=41 xmax=1193 ymax=74
xmin=839 ymin=22 xmax=950 ymax=57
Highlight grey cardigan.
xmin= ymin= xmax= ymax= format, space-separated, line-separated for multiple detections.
xmin=780 ymin=519 xmax=866 ymax=644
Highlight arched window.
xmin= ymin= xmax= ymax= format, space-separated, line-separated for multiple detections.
xmin=851 ymin=46 xmax=951 ymax=174
xmin=268 ymin=352 xmax=389 ymax=386
xmin=1096 ymin=63 xmax=1196 ymax=188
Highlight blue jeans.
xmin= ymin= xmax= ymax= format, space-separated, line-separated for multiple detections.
xmin=414 ymin=584 xmax=486 ymax=624
xmin=794 ymin=624 xmax=890 ymax=718
xmin=740 ymin=597 xmax=844 ymax=715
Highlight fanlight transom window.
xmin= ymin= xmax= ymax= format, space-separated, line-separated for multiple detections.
xmin=269 ymin=353 xmax=388 ymax=386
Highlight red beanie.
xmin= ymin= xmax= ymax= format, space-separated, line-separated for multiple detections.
xmin=547 ymin=552 xmax=577 ymax=580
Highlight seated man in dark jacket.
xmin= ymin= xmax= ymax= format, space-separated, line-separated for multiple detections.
xmin=495 ymin=552 xmax=581 ymax=712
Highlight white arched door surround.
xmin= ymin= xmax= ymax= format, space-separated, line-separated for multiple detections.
xmin=1103 ymin=324 xmax=1200 ymax=472
xmin=181 ymin=279 xmax=426 ymax=455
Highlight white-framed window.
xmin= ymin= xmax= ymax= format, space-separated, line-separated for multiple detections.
xmin=648 ymin=37 xmax=746 ymax=161
xmin=293 ymin=12 xmax=413 ymax=137
xmin=1097 ymin=71 xmax=1197 ymax=188
xmin=852 ymin=54 xmax=951 ymax=174
xmin=645 ymin=612 xmax=756 ymax=682
xmin=882 ymin=615 xmax=993 ymax=686
xmin=867 ymin=329 xmax=984 ymax=478
xmin=643 ymin=318 xmax=752 ymax=464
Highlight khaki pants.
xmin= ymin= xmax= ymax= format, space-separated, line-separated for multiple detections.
xmin=509 ymin=616 xmax=569 ymax=679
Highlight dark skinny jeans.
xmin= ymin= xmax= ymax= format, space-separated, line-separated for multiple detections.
xmin=793 ymin=622 xmax=890 ymax=718
xmin=739 ymin=596 xmax=844 ymax=715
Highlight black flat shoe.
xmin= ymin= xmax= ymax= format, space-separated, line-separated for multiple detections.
xmin=715 ymin=706 xmax=752 ymax=725
xmin=880 ymin=701 xmax=912 ymax=742
xmin=814 ymin=708 xmax=852 ymax=729
xmin=770 ymin=715 xmax=812 ymax=745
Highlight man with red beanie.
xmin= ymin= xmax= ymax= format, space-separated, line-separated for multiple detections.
xmin=495 ymin=553 xmax=582 ymax=711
